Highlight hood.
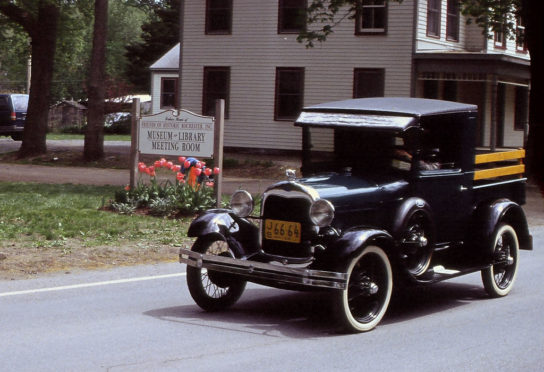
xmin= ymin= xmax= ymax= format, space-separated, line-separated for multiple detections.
xmin=264 ymin=173 xmax=409 ymax=229
xmin=266 ymin=172 xmax=408 ymax=208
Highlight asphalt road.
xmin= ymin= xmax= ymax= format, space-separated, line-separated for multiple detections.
xmin=1 ymin=225 xmax=543 ymax=371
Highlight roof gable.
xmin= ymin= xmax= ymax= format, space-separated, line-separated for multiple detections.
xmin=150 ymin=43 xmax=180 ymax=70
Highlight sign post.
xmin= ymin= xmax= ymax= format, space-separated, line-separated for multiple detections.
xmin=129 ymin=98 xmax=140 ymax=189
xmin=213 ymin=99 xmax=225 ymax=207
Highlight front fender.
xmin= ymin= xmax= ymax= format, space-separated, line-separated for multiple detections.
xmin=187 ymin=209 xmax=260 ymax=257
xmin=314 ymin=228 xmax=394 ymax=271
xmin=473 ymin=199 xmax=532 ymax=251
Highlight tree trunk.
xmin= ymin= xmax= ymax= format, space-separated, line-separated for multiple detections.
xmin=84 ymin=0 xmax=108 ymax=161
xmin=18 ymin=2 xmax=59 ymax=157
xmin=523 ymin=0 xmax=544 ymax=191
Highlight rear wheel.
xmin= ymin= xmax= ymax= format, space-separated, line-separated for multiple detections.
xmin=333 ymin=245 xmax=393 ymax=332
xmin=186 ymin=237 xmax=246 ymax=311
xmin=481 ymin=223 xmax=519 ymax=297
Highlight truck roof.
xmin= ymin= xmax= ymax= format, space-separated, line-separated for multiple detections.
xmin=295 ymin=97 xmax=478 ymax=131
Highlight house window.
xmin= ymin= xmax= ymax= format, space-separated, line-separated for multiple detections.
xmin=356 ymin=0 xmax=387 ymax=34
xmin=205 ymin=0 xmax=232 ymax=35
xmin=275 ymin=67 xmax=304 ymax=121
xmin=446 ymin=0 xmax=459 ymax=41
xmin=203 ymin=67 xmax=230 ymax=117
xmin=160 ymin=78 xmax=178 ymax=109
xmin=516 ymin=16 xmax=527 ymax=52
xmin=278 ymin=0 xmax=307 ymax=33
xmin=494 ymin=25 xmax=506 ymax=49
xmin=514 ymin=86 xmax=528 ymax=131
xmin=427 ymin=0 xmax=441 ymax=38
xmin=353 ymin=68 xmax=385 ymax=98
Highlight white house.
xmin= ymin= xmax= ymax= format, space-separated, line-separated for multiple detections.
xmin=149 ymin=0 xmax=530 ymax=153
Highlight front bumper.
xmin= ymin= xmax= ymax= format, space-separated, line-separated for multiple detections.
xmin=179 ymin=248 xmax=348 ymax=290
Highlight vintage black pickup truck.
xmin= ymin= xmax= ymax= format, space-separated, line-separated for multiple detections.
xmin=179 ymin=97 xmax=532 ymax=332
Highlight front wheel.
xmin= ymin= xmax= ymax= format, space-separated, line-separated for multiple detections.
xmin=333 ymin=245 xmax=393 ymax=333
xmin=481 ymin=223 xmax=519 ymax=297
xmin=186 ymin=236 xmax=246 ymax=311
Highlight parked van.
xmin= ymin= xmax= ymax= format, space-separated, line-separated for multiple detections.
xmin=0 ymin=94 xmax=29 ymax=141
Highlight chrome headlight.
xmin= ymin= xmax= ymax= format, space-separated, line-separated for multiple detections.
xmin=309 ymin=199 xmax=335 ymax=227
xmin=230 ymin=190 xmax=254 ymax=217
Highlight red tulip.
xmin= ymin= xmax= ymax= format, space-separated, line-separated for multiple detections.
xmin=124 ymin=185 xmax=130 ymax=191
xmin=206 ymin=182 xmax=214 ymax=187
xmin=178 ymin=156 xmax=186 ymax=163
xmin=166 ymin=161 xmax=174 ymax=169
xmin=172 ymin=165 xmax=181 ymax=172
xmin=194 ymin=168 xmax=202 ymax=176
xmin=154 ymin=160 xmax=161 ymax=168
xmin=204 ymin=168 xmax=212 ymax=176
xmin=176 ymin=172 xmax=184 ymax=181
xmin=184 ymin=160 xmax=191 ymax=169
xmin=196 ymin=162 xmax=202 ymax=169
xmin=213 ymin=167 xmax=221 ymax=175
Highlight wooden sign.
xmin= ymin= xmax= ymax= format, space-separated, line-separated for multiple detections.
xmin=138 ymin=109 xmax=214 ymax=158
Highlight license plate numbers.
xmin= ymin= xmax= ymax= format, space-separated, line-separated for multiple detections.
xmin=264 ymin=219 xmax=301 ymax=243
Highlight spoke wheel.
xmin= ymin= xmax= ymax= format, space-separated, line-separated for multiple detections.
xmin=481 ymin=224 xmax=519 ymax=297
xmin=334 ymin=245 xmax=393 ymax=333
xmin=187 ymin=237 xmax=246 ymax=311
xmin=401 ymin=213 xmax=433 ymax=276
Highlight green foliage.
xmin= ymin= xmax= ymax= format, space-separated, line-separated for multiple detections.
xmin=124 ymin=0 xmax=180 ymax=91
xmin=0 ymin=20 xmax=30 ymax=92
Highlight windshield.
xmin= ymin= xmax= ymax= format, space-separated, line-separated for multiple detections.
xmin=12 ymin=95 xmax=28 ymax=111
xmin=302 ymin=127 xmax=413 ymax=177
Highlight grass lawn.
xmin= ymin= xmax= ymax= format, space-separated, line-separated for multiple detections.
xmin=0 ymin=182 xmax=194 ymax=279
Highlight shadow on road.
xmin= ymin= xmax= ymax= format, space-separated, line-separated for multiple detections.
xmin=144 ymin=281 xmax=488 ymax=338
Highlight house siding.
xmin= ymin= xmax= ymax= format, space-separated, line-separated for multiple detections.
xmin=415 ymin=0 xmax=466 ymax=52
xmin=176 ymin=0 xmax=415 ymax=151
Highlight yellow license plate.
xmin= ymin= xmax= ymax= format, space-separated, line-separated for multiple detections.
xmin=264 ymin=219 xmax=301 ymax=243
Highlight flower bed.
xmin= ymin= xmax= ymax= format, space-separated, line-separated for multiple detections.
xmin=111 ymin=156 xmax=220 ymax=217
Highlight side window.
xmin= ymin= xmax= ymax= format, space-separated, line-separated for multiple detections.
xmin=0 ymin=97 xmax=9 ymax=110
xmin=419 ymin=122 xmax=462 ymax=171
xmin=160 ymin=78 xmax=178 ymax=109
xmin=353 ymin=68 xmax=385 ymax=98
xmin=206 ymin=0 xmax=232 ymax=35
xmin=278 ymin=0 xmax=307 ymax=34
xmin=356 ymin=0 xmax=387 ymax=34
xmin=203 ymin=66 xmax=230 ymax=118
xmin=275 ymin=67 xmax=304 ymax=121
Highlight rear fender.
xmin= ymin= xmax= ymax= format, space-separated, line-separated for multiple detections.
xmin=473 ymin=199 xmax=532 ymax=251
xmin=391 ymin=197 xmax=434 ymax=239
xmin=187 ymin=209 xmax=260 ymax=257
